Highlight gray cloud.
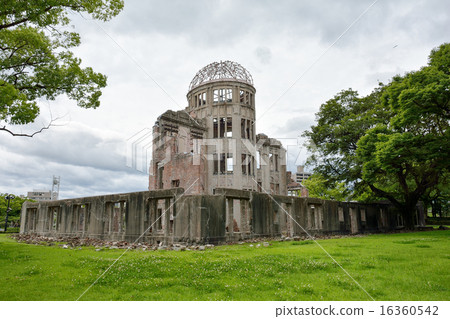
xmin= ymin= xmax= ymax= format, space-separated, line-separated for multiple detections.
xmin=0 ymin=122 xmax=147 ymax=198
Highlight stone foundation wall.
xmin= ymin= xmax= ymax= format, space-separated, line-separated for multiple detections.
xmin=20 ymin=188 xmax=419 ymax=245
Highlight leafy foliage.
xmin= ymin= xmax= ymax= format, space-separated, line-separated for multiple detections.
xmin=302 ymin=174 xmax=349 ymax=201
xmin=0 ymin=0 xmax=124 ymax=134
xmin=0 ymin=193 xmax=30 ymax=227
xmin=303 ymin=85 xmax=390 ymax=197
xmin=304 ymin=43 xmax=450 ymax=228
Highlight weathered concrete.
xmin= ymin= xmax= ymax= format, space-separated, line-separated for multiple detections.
xmin=20 ymin=188 xmax=422 ymax=244
xmin=149 ymin=61 xmax=287 ymax=196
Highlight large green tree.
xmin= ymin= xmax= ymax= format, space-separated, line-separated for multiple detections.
xmin=304 ymin=43 xmax=449 ymax=229
xmin=0 ymin=0 xmax=124 ymax=136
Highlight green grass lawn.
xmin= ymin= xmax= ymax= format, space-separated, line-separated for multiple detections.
xmin=0 ymin=231 xmax=448 ymax=301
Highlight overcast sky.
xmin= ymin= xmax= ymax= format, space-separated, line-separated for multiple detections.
xmin=0 ymin=0 xmax=448 ymax=199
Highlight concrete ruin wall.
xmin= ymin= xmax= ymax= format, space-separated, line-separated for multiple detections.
xmin=20 ymin=188 xmax=412 ymax=245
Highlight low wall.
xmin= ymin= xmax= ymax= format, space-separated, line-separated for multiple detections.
xmin=20 ymin=188 xmax=419 ymax=244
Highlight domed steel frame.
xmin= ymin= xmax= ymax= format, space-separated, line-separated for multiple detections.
xmin=189 ymin=60 xmax=254 ymax=91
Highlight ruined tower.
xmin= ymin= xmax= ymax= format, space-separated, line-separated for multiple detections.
xmin=149 ymin=61 xmax=286 ymax=195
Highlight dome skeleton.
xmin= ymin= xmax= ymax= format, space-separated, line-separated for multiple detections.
xmin=189 ymin=60 xmax=254 ymax=91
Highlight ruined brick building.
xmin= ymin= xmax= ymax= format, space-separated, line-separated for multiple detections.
xmin=148 ymin=61 xmax=286 ymax=196
xmin=19 ymin=61 xmax=423 ymax=245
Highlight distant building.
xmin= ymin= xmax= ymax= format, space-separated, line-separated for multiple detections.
xmin=286 ymin=171 xmax=309 ymax=197
xmin=27 ymin=190 xmax=52 ymax=201
xmin=294 ymin=165 xmax=312 ymax=183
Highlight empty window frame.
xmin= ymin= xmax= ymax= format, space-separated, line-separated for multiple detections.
xmin=360 ymin=209 xmax=366 ymax=223
xmin=197 ymin=92 xmax=206 ymax=106
xmin=226 ymin=117 xmax=232 ymax=137
xmin=217 ymin=153 xmax=233 ymax=174
xmin=275 ymin=154 xmax=279 ymax=172
xmin=220 ymin=117 xmax=225 ymax=137
xmin=310 ymin=205 xmax=316 ymax=229
xmin=248 ymin=154 xmax=253 ymax=175
xmin=121 ymin=202 xmax=127 ymax=232
xmin=241 ymin=119 xmax=246 ymax=138
xmin=225 ymin=89 xmax=232 ymax=102
xmin=78 ymin=208 xmax=84 ymax=232
xmin=49 ymin=207 xmax=60 ymax=231
xmin=81 ymin=204 xmax=90 ymax=232
xmin=26 ymin=208 xmax=37 ymax=231
xmin=156 ymin=208 xmax=163 ymax=230
xmin=110 ymin=201 xmax=127 ymax=233
xmin=227 ymin=153 xmax=233 ymax=173
xmin=213 ymin=88 xmax=232 ymax=103
xmin=242 ymin=154 xmax=247 ymax=174
xmin=213 ymin=153 xmax=219 ymax=174
xmin=246 ymin=119 xmax=250 ymax=139
xmin=213 ymin=118 xmax=218 ymax=138
xmin=239 ymin=90 xmax=253 ymax=106
xmin=220 ymin=153 xmax=226 ymax=174
xmin=171 ymin=179 xmax=180 ymax=187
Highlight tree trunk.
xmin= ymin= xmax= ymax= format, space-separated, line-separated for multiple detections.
xmin=400 ymin=200 xmax=419 ymax=230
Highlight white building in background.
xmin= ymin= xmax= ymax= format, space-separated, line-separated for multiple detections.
xmin=294 ymin=165 xmax=312 ymax=183
xmin=27 ymin=175 xmax=60 ymax=201
xmin=27 ymin=190 xmax=52 ymax=201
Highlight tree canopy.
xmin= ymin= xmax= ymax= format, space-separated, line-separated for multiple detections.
xmin=304 ymin=43 xmax=449 ymax=229
xmin=0 ymin=0 xmax=124 ymax=136
xmin=0 ymin=193 xmax=30 ymax=228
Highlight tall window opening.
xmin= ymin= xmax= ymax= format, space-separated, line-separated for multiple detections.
xmin=220 ymin=117 xmax=225 ymax=137
xmin=227 ymin=153 xmax=233 ymax=173
xmin=220 ymin=153 xmax=226 ymax=174
xmin=246 ymin=119 xmax=250 ymax=139
xmin=226 ymin=117 xmax=232 ymax=137
xmin=213 ymin=153 xmax=218 ymax=174
xmin=242 ymin=154 xmax=247 ymax=174
xmin=213 ymin=118 xmax=218 ymax=138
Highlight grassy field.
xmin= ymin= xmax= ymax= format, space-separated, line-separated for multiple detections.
xmin=0 ymin=231 xmax=448 ymax=301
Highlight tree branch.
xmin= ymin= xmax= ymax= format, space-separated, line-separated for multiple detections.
xmin=0 ymin=6 xmax=54 ymax=30
xmin=367 ymin=182 xmax=402 ymax=208
xmin=0 ymin=116 xmax=65 ymax=137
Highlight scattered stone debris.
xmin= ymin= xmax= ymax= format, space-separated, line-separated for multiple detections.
xmin=11 ymin=229 xmax=437 ymax=252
